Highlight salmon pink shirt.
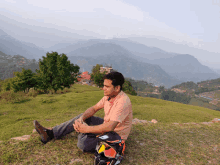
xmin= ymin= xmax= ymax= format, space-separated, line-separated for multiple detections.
xmin=95 ymin=91 xmax=133 ymax=140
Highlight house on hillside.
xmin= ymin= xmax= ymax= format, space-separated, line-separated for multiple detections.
xmin=171 ymin=88 xmax=186 ymax=93
xmin=77 ymin=71 xmax=91 ymax=83
xmin=100 ymin=67 xmax=113 ymax=74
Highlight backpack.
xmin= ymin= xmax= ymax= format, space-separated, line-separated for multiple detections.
xmin=94 ymin=132 xmax=126 ymax=165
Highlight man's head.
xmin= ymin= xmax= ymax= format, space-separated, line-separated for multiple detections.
xmin=103 ymin=72 xmax=125 ymax=98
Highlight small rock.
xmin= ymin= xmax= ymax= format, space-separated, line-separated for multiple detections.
xmin=140 ymin=143 xmax=145 ymax=146
xmin=11 ymin=135 xmax=30 ymax=141
xmin=70 ymin=158 xmax=83 ymax=164
xmin=139 ymin=120 xmax=148 ymax=124
xmin=201 ymin=122 xmax=209 ymax=125
xmin=173 ymin=123 xmax=179 ymax=125
xmin=151 ymin=119 xmax=158 ymax=123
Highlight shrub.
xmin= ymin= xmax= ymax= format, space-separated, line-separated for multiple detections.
xmin=48 ymin=89 xmax=56 ymax=95
xmin=56 ymin=89 xmax=63 ymax=94
xmin=51 ymin=87 xmax=71 ymax=94
xmin=35 ymin=89 xmax=46 ymax=94
xmin=63 ymin=87 xmax=71 ymax=93
xmin=122 ymin=80 xmax=137 ymax=96
xmin=27 ymin=88 xmax=38 ymax=98
xmin=0 ymin=90 xmax=29 ymax=104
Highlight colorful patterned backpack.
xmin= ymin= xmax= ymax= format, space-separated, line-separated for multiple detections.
xmin=94 ymin=132 xmax=126 ymax=165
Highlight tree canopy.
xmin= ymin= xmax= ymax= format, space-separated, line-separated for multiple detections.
xmin=35 ymin=52 xmax=80 ymax=93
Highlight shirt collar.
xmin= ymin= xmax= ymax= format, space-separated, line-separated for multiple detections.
xmin=109 ymin=91 xmax=123 ymax=103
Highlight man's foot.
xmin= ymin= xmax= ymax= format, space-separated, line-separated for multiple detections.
xmin=34 ymin=120 xmax=53 ymax=144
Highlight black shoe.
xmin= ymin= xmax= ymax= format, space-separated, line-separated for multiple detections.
xmin=34 ymin=120 xmax=53 ymax=144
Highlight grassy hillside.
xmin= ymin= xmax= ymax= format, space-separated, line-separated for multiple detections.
xmin=1 ymin=84 xmax=220 ymax=164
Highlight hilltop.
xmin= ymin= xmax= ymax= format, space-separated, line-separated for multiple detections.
xmin=0 ymin=84 xmax=220 ymax=164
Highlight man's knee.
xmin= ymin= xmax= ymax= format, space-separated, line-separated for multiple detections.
xmin=77 ymin=134 xmax=97 ymax=152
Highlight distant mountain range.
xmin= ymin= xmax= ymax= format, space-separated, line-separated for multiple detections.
xmin=51 ymin=38 xmax=220 ymax=83
xmin=0 ymin=29 xmax=219 ymax=88
xmin=0 ymin=29 xmax=46 ymax=60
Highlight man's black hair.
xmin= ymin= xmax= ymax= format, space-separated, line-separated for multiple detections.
xmin=103 ymin=72 xmax=125 ymax=91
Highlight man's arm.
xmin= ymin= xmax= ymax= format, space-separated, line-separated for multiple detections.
xmin=79 ymin=104 xmax=103 ymax=123
xmin=88 ymin=121 xmax=119 ymax=134
xmin=80 ymin=106 xmax=96 ymax=122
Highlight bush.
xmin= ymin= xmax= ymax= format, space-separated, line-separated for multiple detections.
xmin=27 ymin=88 xmax=38 ymax=98
xmin=56 ymin=89 xmax=63 ymax=94
xmin=63 ymin=87 xmax=71 ymax=93
xmin=48 ymin=89 xmax=56 ymax=95
xmin=0 ymin=91 xmax=29 ymax=104
xmin=147 ymin=93 xmax=160 ymax=99
xmin=122 ymin=80 xmax=137 ymax=96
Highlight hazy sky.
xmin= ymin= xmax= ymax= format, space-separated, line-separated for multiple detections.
xmin=1 ymin=0 xmax=220 ymax=67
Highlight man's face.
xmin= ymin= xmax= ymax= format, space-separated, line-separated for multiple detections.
xmin=103 ymin=79 xmax=120 ymax=97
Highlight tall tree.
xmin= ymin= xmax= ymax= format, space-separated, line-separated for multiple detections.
xmin=36 ymin=52 xmax=80 ymax=93
xmin=90 ymin=64 xmax=103 ymax=81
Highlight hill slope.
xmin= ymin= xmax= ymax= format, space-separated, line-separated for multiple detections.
xmin=1 ymin=84 xmax=220 ymax=164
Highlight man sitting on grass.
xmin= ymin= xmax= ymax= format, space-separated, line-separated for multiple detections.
xmin=34 ymin=71 xmax=133 ymax=153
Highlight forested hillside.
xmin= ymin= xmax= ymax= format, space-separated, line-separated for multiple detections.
xmin=0 ymin=51 xmax=39 ymax=80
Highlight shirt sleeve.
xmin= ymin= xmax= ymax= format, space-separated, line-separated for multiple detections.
xmin=94 ymin=96 xmax=105 ymax=111
xmin=110 ymin=98 xmax=131 ymax=123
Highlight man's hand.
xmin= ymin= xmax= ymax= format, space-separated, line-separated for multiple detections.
xmin=77 ymin=116 xmax=84 ymax=124
xmin=76 ymin=116 xmax=88 ymax=126
xmin=73 ymin=120 xmax=89 ymax=133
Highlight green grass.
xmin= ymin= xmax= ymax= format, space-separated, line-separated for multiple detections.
xmin=1 ymin=84 xmax=220 ymax=164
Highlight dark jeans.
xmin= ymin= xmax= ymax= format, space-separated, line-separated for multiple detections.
xmin=52 ymin=113 xmax=104 ymax=153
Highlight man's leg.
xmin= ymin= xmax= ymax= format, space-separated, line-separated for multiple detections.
xmin=53 ymin=113 xmax=83 ymax=139
xmin=34 ymin=113 xmax=83 ymax=144
xmin=77 ymin=116 xmax=104 ymax=153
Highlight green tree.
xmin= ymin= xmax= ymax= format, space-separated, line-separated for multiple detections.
xmin=161 ymin=90 xmax=176 ymax=101
xmin=159 ymin=86 xmax=165 ymax=92
xmin=90 ymin=64 xmax=103 ymax=81
xmin=93 ymin=72 xmax=107 ymax=88
xmin=1 ymin=78 xmax=13 ymax=92
xmin=11 ymin=68 xmax=36 ymax=93
xmin=122 ymin=80 xmax=137 ymax=96
xmin=36 ymin=52 xmax=80 ymax=93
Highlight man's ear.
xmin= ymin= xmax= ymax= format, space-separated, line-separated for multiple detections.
xmin=116 ymin=85 xmax=120 ymax=92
